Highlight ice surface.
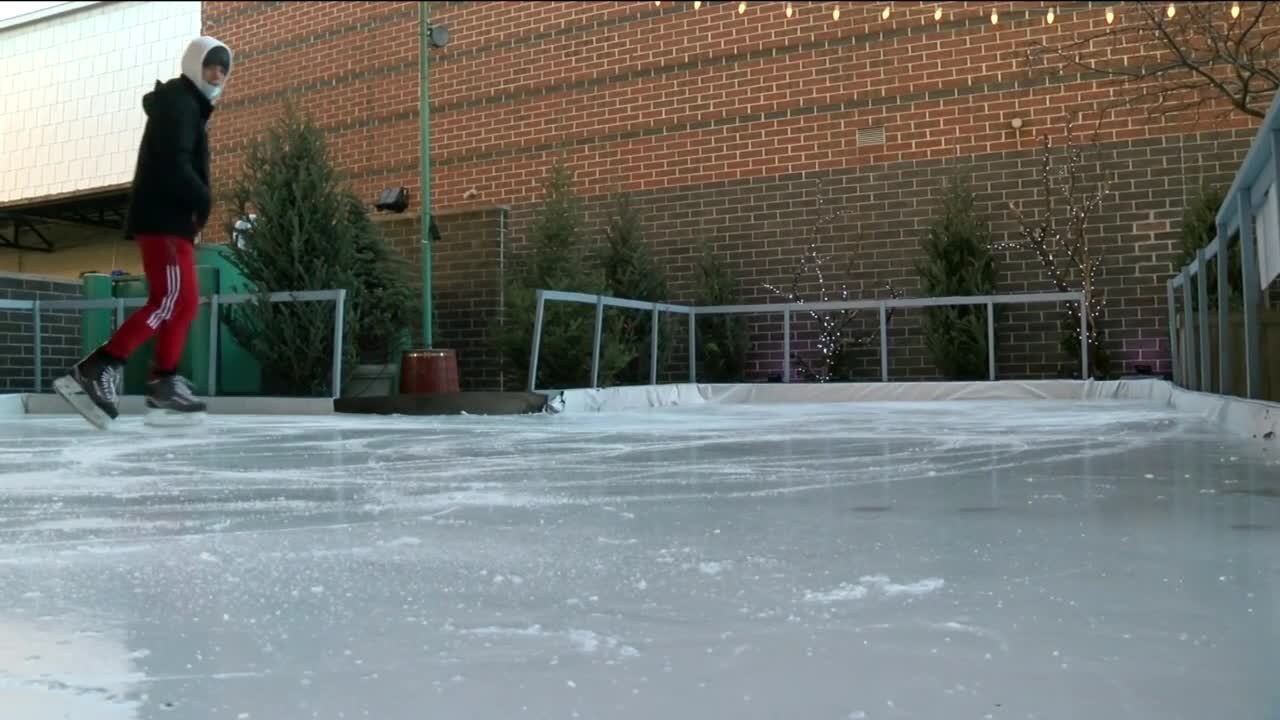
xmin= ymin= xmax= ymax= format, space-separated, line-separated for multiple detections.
xmin=1 ymin=398 xmax=1278 ymax=719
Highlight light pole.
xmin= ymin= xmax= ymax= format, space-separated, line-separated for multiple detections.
xmin=419 ymin=2 xmax=448 ymax=348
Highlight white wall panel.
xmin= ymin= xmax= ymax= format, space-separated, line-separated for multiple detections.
xmin=0 ymin=1 xmax=201 ymax=204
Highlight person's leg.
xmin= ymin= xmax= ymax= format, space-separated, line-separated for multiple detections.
xmin=59 ymin=234 xmax=178 ymax=420
xmin=144 ymin=238 xmax=206 ymax=414
xmin=147 ymin=237 xmax=197 ymax=375
xmin=102 ymin=234 xmax=186 ymax=361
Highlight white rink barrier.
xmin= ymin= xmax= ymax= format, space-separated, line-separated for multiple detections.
xmin=552 ymin=379 xmax=1279 ymax=443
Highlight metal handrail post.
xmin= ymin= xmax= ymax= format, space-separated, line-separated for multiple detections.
xmin=527 ymin=290 xmax=546 ymax=392
xmin=649 ymin=304 xmax=659 ymax=386
xmin=590 ymin=294 xmax=604 ymax=389
xmin=331 ymin=289 xmax=346 ymax=399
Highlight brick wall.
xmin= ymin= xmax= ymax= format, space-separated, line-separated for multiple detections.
xmin=375 ymin=206 xmax=508 ymax=390
xmin=203 ymin=1 xmax=1272 ymax=387
xmin=0 ymin=273 xmax=81 ymax=392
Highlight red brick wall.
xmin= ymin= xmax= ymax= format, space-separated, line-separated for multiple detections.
xmin=203 ymin=1 xmax=1270 ymax=387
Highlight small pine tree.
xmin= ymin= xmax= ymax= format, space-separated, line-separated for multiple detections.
xmin=223 ymin=102 xmax=411 ymax=395
xmin=1176 ymin=183 xmax=1239 ymax=305
xmin=693 ymin=243 xmax=748 ymax=382
xmin=917 ymin=175 xmax=997 ymax=380
xmin=495 ymin=160 xmax=633 ymax=390
xmin=596 ymin=193 xmax=672 ymax=383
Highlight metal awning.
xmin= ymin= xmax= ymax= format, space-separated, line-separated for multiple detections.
xmin=0 ymin=184 xmax=130 ymax=252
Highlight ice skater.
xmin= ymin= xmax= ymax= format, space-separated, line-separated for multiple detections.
xmin=54 ymin=36 xmax=233 ymax=429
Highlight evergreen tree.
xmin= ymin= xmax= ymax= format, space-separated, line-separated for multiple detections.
xmin=223 ymin=102 xmax=411 ymax=396
xmin=495 ymin=160 xmax=632 ymax=389
xmin=693 ymin=243 xmax=748 ymax=382
xmin=917 ymin=175 xmax=997 ymax=380
xmin=596 ymin=193 xmax=671 ymax=383
xmin=1176 ymin=183 xmax=1239 ymax=306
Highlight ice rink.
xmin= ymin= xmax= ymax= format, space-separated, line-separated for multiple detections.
xmin=1 ymin=396 xmax=1278 ymax=719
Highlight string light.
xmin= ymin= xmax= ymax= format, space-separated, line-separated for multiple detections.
xmin=934 ymin=6 xmax=942 ymax=21
xmin=832 ymin=5 xmax=840 ymax=20
xmin=785 ymin=2 xmax=792 ymax=18
xmin=738 ymin=0 xmax=746 ymax=14
xmin=1046 ymin=7 xmax=1055 ymax=24
xmin=1231 ymin=1 xmax=1240 ymax=19
xmin=990 ymin=7 xmax=998 ymax=24
xmin=881 ymin=4 xmax=891 ymax=21
xmin=694 ymin=0 xmax=701 ymax=8
xmin=1166 ymin=3 xmax=1175 ymax=18
xmin=1105 ymin=7 xmax=1115 ymax=24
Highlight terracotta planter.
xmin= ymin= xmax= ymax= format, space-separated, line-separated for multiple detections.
xmin=400 ymin=348 xmax=460 ymax=394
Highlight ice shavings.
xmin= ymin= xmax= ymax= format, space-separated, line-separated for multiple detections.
xmin=805 ymin=575 xmax=946 ymax=604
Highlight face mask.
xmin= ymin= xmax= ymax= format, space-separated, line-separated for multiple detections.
xmin=181 ymin=37 xmax=233 ymax=103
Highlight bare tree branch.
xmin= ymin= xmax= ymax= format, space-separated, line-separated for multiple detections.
xmin=1025 ymin=1 xmax=1280 ymax=122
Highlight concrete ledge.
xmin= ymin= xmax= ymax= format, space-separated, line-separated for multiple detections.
xmin=21 ymin=393 xmax=334 ymax=416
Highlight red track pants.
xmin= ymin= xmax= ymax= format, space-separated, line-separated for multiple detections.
xmin=103 ymin=234 xmax=198 ymax=375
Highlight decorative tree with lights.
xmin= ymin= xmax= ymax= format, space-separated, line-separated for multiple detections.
xmin=764 ymin=178 xmax=903 ymax=382
xmin=998 ymin=114 xmax=1112 ymax=378
xmin=1025 ymin=1 xmax=1280 ymax=124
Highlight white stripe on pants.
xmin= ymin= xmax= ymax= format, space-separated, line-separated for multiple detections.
xmin=146 ymin=264 xmax=180 ymax=329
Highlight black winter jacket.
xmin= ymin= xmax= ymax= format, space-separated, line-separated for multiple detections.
xmin=123 ymin=75 xmax=215 ymax=241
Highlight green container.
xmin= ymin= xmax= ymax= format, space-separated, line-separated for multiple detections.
xmin=80 ymin=273 xmax=114 ymax=357
xmin=195 ymin=244 xmax=263 ymax=396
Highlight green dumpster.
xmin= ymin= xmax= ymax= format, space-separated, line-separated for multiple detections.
xmin=79 ymin=273 xmax=114 ymax=358
xmin=195 ymin=244 xmax=262 ymax=396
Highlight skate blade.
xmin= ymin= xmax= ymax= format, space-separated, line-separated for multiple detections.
xmin=144 ymin=409 xmax=207 ymax=427
xmin=52 ymin=375 xmax=114 ymax=431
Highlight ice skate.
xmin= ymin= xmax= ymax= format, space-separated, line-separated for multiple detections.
xmin=52 ymin=350 xmax=123 ymax=431
xmin=144 ymin=374 xmax=207 ymax=426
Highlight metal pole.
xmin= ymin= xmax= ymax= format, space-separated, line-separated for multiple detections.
xmin=1181 ymin=269 xmax=1197 ymax=390
xmin=590 ymin=294 xmax=604 ymax=388
xmin=208 ymin=294 xmax=219 ymax=397
xmin=1166 ymin=280 xmax=1180 ymax=386
xmin=419 ymin=0 xmax=433 ymax=349
xmin=650 ymin=304 xmax=659 ymax=386
xmin=1215 ymin=225 xmax=1231 ymax=394
xmin=1196 ymin=248 xmax=1211 ymax=391
xmin=879 ymin=302 xmax=888 ymax=382
xmin=782 ymin=309 xmax=791 ymax=383
xmin=331 ymin=289 xmax=346 ymax=399
xmin=32 ymin=300 xmax=42 ymax=393
xmin=986 ymin=302 xmax=996 ymax=381
xmin=687 ymin=308 xmax=696 ymax=383
xmin=1079 ymin=296 xmax=1089 ymax=380
xmin=1239 ymin=189 xmax=1263 ymax=399
xmin=527 ymin=290 xmax=545 ymax=392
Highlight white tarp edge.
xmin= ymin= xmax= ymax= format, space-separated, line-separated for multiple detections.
xmin=556 ymin=380 xmax=1279 ymax=442
xmin=0 ymin=394 xmax=26 ymax=417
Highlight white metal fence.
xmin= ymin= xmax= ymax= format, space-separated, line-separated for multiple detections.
xmin=0 ymin=289 xmax=347 ymax=398
xmin=528 ymin=289 xmax=1088 ymax=392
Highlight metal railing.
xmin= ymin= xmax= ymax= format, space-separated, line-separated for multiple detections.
xmin=1166 ymin=85 xmax=1280 ymax=400
xmin=0 ymin=289 xmax=347 ymax=398
xmin=528 ymin=288 xmax=1088 ymax=391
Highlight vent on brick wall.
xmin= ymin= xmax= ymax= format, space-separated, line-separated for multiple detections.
xmin=857 ymin=125 xmax=886 ymax=146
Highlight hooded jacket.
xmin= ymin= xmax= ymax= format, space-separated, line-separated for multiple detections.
xmin=123 ymin=37 xmax=232 ymax=241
